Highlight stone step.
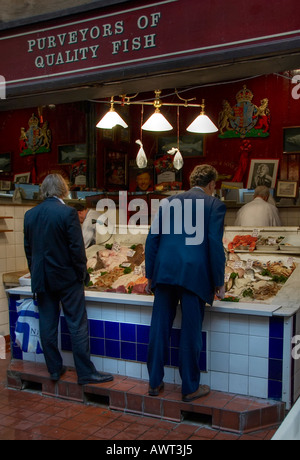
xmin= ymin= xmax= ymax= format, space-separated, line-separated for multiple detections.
xmin=7 ymin=359 xmax=285 ymax=434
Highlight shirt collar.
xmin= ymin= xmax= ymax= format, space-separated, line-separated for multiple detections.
xmin=53 ymin=196 xmax=65 ymax=204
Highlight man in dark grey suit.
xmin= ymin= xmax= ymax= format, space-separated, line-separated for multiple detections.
xmin=145 ymin=165 xmax=226 ymax=402
xmin=24 ymin=174 xmax=113 ymax=385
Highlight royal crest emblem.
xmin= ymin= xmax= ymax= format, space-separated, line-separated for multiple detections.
xmin=218 ymin=85 xmax=270 ymax=138
xmin=19 ymin=113 xmax=52 ymax=156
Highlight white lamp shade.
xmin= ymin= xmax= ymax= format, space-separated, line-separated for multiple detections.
xmin=187 ymin=114 xmax=218 ymax=133
xmin=96 ymin=109 xmax=128 ymax=129
xmin=142 ymin=111 xmax=173 ymax=132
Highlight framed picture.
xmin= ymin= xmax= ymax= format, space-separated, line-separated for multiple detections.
xmin=158 ymin=134 xmax=205 ymax=158
xmin=58 ymin=144 xmax=87 ymax=164
xmin=104 ymin=150 xmax=127 ymax=189
xmin=0 ymin=152 xmax=11 ymax=172
xmin=14 ymin=172 xmax=30 ymax=183
xmin=247 ymin=159 xmax=279 ymax=189
xmin=0 ymin=180 xmax=11 ymax=190
xmin=276 ymin=180 xmax=299 ymax=198
xmin=283 ymin=127 xmax=300 ymax=154
xmin=129 ymin=161 xmax=154 ymax=192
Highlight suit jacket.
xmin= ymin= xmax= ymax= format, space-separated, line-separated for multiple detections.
xmin=145 ymin=187 xmax=226 ymax=305
xmin=24 ymin=197 xmax=88 ymax=293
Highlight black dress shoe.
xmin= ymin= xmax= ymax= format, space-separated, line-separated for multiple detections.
xmin=50 ymin=366 xmax=67 ymax=381
xmin=78 ymin=371 xmax=114 ymax=385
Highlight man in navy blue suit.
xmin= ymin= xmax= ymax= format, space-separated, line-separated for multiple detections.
xmin=145 ymin=165 xmax=226 ymax=402
xmin=24 ymin=174 xmax=113 ymax=385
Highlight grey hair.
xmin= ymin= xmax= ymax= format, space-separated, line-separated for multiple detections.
xmin=189 ymin=164 xmax=218 ymax=188
xmin=254 ymin=185 xmax=270 ymax=199
xmin=41 ymin=174 xmax=69 ymax=199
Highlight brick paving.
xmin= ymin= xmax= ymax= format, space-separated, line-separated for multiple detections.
xmin=0 ymin=355 xmax=278 ymax=440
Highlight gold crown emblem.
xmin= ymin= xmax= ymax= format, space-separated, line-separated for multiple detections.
xmin=28 ymin=113 xmax=39 ymax=127
xmin=236 ymin=85 xmax=254 ymax=103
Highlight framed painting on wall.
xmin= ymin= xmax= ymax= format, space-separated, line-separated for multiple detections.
xmin=0 ymin=180 xmax=11 ymax=190
xmin=0 ymin=152 xmax=11 ymax=172
xmin=276 ymin=180 xmax=298 ymax=198
xmin=129 ymin=160 xmax=154 ymax=192
xmin=283 ymin=127 xmax=300 ymax=154
xmin=104 ymin=150 xmax=128 ymax=189
xmin=247 ymin=159 xmax=279 ymax=189
xmin=58 ymin=144 xmax=87 ymax=164
xmin=158 ymin=134 xmax=205 ymax=158
xmin=14 ymin=172 xmax=30 ymax=183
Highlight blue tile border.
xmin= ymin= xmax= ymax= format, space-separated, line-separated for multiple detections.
xmin=268 ymin=317 xmax=284 ymax=400
xmin=60 ymin=316 xmax=207 ymax=371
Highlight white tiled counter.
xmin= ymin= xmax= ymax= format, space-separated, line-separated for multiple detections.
xmin=7 ymin=268 xmax=300 ymax=410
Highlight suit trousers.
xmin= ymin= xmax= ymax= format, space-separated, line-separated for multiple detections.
xmin=37 ymin=281 xmax=96 ymax=380
xmin=147 ymin=284 xmax=205 ymax=395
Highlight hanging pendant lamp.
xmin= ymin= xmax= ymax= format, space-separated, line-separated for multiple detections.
xmin=141 ymin=90 xmax=173 ymax=132
xmin=96 ymin=97 xmax=128 ymax=129
xmin=187 ymin=99 xmax=218 ymax=134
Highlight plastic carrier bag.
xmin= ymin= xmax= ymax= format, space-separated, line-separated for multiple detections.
xmin=15 ymin=298 xmax=43 ymax=354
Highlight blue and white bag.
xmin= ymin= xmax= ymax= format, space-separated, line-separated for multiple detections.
xmin=15 ymin=298 xmax=43 ymax=354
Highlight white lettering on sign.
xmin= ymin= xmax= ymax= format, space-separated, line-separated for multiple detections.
xmin=112 ymin=34 xmax=156 ymax=55
xmin=26 ymin=13 xmax=161 ymax=71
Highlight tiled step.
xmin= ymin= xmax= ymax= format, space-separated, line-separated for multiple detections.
xmin=7 ymin=359 xmax=285 ymax=434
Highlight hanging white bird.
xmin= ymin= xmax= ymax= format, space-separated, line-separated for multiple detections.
xmin=135 ymin=139 xmax=148 ymax=168
xmin=167 ymin=147 xmax=184 ymax=170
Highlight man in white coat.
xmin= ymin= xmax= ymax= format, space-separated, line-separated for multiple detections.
xmin=72 ymin=203 xmax=100 ymax=248
xmin=234 ymin=186 xmax=282 ymax=226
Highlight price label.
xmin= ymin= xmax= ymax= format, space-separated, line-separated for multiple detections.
xmin=234 ymin=261 xmax=243 ymax=269
xmin=112 ymin=242 xmax=120 ymax=252
xmin=252 ymin=229 xmax=260 ymax=238
xmin=134 ymin=266 xmax=142 ymax=275
xmin=287 ymin=257 xmax=294 ymax=268
xmin=246 ymin=259 xmax=253 ymax=268
xmin=127 ymin=249 xmax=136 ymax=258
xmin=121 ymin=262 xmax=131 ymax=268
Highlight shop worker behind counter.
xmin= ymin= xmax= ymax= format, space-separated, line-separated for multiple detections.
xmin=234 ymin=185 xmax=282 ymax=227
xmin=24 ymin=174 xmax=113 ymax=385
xmin=71 ymin=202 xmax=100 ymax=249
xmin=145 ymin=165 xmax=226 ymax=402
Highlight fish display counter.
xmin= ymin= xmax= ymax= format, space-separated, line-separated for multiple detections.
xmin=6 ymin=225 xmax=300 ymax=409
